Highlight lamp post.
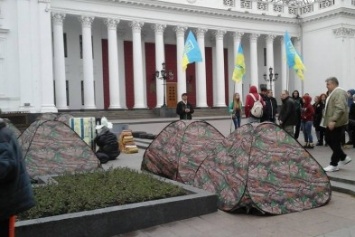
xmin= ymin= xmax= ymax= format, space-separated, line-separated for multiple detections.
xmin=156 ymin=62 xmax=174 ymax=107
xmin=263 ymin=67 xmax=278 ymax=90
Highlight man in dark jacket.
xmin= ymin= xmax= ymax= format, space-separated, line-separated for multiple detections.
xmin=259 ymin=86 xmax=270 ymax=123
xmin=176 ymin=93 xmax=194 ymax=120
xmin=279 ymin=90 xmax=297 ymax=136
xmin=292 ymin=90 xmax=303 ymax=139
xmin=0 ymin=118 xmax=35 ymax=236
xmin=94 ymin=126 xmax=120 ymax=164
xmin=267 ymin=90 xmax=278 ymax=123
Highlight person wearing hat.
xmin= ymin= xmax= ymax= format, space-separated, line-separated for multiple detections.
xmin=94 ymin=117 xmax=120 ymax=164
xmin=0 ymin=118 xmax=35 ymax=236
xmin=176 ymin=93 xmax=194 ymax=120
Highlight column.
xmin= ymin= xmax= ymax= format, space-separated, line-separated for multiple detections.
xmin=293 ymin=37 xmax=302 ymax=94
xmin=52 ymin=13 xmax=68 ymax=110
xmin=249 ymin=33 xmax=260 ymax=87
xmin=130 ymin=21 xmax=146 ymax=108
xmin=117 ymin=30 xmax=127 ymax=108
xmin=280 ymin=36 xmax=288 ymax=91
xmin=266 ymin=34 xmax=276 ymax=92
xmin=214 ymin=30 xmax=226 ymax=107
xmin=174 ymin=26 xmax=187 ymax=98
xmin=105 ymin=18 xmax=122 ymax=109
xmin=195 ymin=28 xmax=208 ymax=107
xmin=79 ymin=16 xmax=96 ymax=109
xmin=38 ymin=0 xmax=57 ymax=112
xmin=233 ymin=32 xmax=244 ymax=100
xmin=152 ymin=24 xmax=166 ymax=107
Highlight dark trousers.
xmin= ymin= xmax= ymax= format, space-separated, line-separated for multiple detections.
xmin=294 ymin=119 xmax=301 ymax=139
xmin=325 ymin=126 xmax=347 ymax=166
xmin=0 ymin=218 xmax=10 ymax=237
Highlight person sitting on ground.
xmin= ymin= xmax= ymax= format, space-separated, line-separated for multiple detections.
xmin=94 ymin=117 xmax=120 ymax=164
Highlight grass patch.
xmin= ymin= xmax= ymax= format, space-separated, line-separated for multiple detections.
xmin=18 ymin=168 xmax=186 ymax=220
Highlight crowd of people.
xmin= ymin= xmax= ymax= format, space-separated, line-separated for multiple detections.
xmin=176 ymin=77 xmax=355 ymax=172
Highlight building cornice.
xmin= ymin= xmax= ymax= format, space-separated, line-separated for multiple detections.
xmin=55 ymin=0 xmax=299 ymax=25
xmin=301 ymin=7 xmax=355 ymax=24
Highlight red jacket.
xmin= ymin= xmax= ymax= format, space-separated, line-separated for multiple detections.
xmin=245 ymin=86 xmax=265 ymax=118
xmin=301 ymin=95 xmax=314 ymax=122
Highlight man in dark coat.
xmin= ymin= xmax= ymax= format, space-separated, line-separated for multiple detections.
xmin=267 ymin=90 xmax=278 ymax=123
xmin=292 ymin=90 xmax=303 ymax=139
xmin=259 ymin=86 xmax=270 ymax=123
xmin=279 ymin=90 xmax=297 ymax=137
xmin=0 ymin=118 xmax=35 ymax=236
xmin=94 ymin=125 xmax=120 ymax=164
xmin=176 ymin=93 xmax=194 ymax=120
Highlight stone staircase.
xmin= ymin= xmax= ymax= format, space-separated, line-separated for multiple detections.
xmin=66 ymin=107 xmax=229 ymax=120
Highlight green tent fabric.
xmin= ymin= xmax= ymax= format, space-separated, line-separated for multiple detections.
xmin=142 ymin=121 xmax=331 ymax=215
xmin=18 ymin=119 xmax=101 ymax=178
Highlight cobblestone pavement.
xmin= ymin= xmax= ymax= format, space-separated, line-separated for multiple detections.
xmin=105 ymin=118 xmax=355 ymax=237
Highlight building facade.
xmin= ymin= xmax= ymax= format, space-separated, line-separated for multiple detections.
xmin=0 ymin=0 xmax=354 ymax=113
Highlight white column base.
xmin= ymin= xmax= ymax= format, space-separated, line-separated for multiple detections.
xmin=40 ymin=105 xmax=58 ymax=113
xmin=83 ymin=105 xmax=96 ymax=109
xmin=57 ymin=106 xmax=69 ymax=110
xmin=108 ymin=105 xmax=123 ymax=109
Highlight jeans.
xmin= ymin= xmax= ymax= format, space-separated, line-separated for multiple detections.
xmin=232 ymin=115 xmax=241 ymax=129
xmin=302 ymin=120 xmax=313 ymax=143
xmin=325 ymin=126 xmax=347 ymax=166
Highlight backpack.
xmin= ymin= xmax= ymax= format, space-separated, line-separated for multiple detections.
xmin=249 ymin=93 xmax=263 ymax=118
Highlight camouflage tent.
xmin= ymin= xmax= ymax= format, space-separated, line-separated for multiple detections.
xmin=142 ymin=121 xmax=331 ymax=215
xmin=37 ymin=113 xmax=74 ymax=125
xmin=18 ymin=119 xmax=101 ymax=178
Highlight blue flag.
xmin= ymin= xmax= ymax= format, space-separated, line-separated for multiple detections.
xmin=232 ymin=44 xmax=245 ymax=83
xmin=284 ymin=31 xmax=306 ymax=80
xmin=182 ymin=31 xmax=202 ymax=70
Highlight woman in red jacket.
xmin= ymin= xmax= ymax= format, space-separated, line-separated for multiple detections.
xmin=245 ymin=85 xmax=265 ymax=123
xmin=301 ymin=94 xmax=315 ymax=148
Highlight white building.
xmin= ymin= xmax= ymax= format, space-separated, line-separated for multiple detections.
xmin=0 ymin=0 xmax=354 ymax=113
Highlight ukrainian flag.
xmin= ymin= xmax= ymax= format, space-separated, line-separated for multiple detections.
xmin=284 ymin=31 xmax=306 ymax=80
xmin=232 ymin=44 xmax=245 ymax=83
xmin=182 ymin=31 xmax=202 ymax=70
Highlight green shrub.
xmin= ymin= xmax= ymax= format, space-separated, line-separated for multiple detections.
xmin=18 ymin=168 xmax=186 ymax=220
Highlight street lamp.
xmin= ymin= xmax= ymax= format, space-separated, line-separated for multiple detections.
xmin=263 ymin=67 xmax=278 ymax=90
xmin=156 ymin=62 xmax=174 ymax=107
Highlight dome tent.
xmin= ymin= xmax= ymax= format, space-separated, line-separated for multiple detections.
xmin=142 ymin=121 xmax=331 ymax=215
xmin=18 ymin=119 xmax=101 ymax=179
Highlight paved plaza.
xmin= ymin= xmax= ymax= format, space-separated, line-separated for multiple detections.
xmin=104 ymin=117 xmax=355 ymax=237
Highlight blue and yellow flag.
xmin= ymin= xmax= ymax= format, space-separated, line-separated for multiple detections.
xmin=284 ymin=31 xmax=306 ymax=80
xmin=182 ymin=31 xmax=202 ymax=70
xmin=232 ymin=44 xmax=245 ymax=83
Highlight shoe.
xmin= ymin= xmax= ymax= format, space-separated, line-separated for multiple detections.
xmin=345 ymin=141 xmax=353 ymax=145
xmin=316 ymin=142 xmax=323 ymax=146
xmin=340 ymin=156 xmax=352 ymax=166
xmin=323 ymin=165 xmax=339 ymax=172
xmin=307 ymin=143 xmax=314 ymax=149
xmin=303 ymin=143 xmax=309 ymax=148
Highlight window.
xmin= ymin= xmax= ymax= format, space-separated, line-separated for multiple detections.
xmin=223 ymin=0 xmax=235 ymax=7
xmin=264 ymin=48 xmax=267 ymax=66
xmin=64 ymin=33 xmax=68 ymax=58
